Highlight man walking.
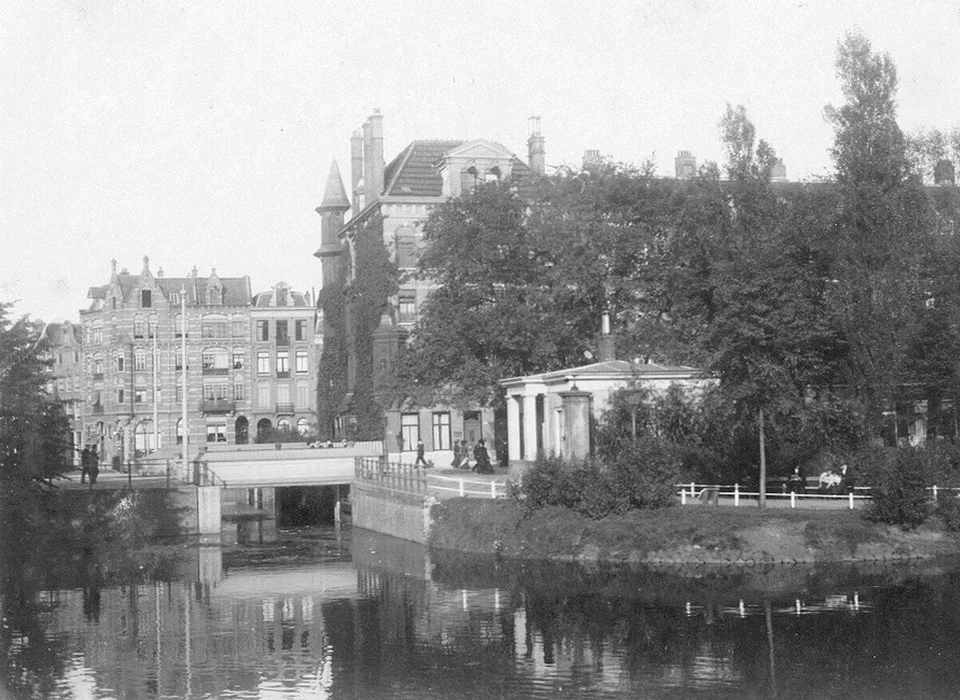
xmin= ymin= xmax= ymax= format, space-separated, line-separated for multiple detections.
xmin=414 ymin=438 xmax=429 ymax=468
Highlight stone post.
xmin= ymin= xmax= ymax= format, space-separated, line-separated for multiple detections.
xmin=559 ymin=388 xmax=592 ymax=461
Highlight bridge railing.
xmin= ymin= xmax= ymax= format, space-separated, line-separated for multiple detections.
xmin=355 ymin=457 xmax=427 ymax=495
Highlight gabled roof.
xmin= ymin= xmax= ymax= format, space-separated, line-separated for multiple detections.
xmin=383 ymin=140 xmax=464 ymax=197
xmin=88 ymin=274 xmax=252 ymax=307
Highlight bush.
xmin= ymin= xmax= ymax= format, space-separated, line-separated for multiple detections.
xmin=513 ymin=440 xmax=680 ymax=519
xmin=934 ymin=493 xmax=960 ymax=532
xmin=863 ymin=447 xmax=931 ymax=528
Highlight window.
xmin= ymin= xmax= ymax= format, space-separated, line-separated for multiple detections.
xmin=134 ymin=349 xmax=146 ymax=371
xmin=134 ymin=318 xmax=145 ymax=339
xmin=201 ymin=348 xmax=229 ymax=371
xmin=395 ymin=227 xmax=417 ymax=269
xmin=278 ymin=418 xmax=291 ymax=431
xmin=117 ymin=354 xmax=125 ymax=372
xmin=232 ymin=318 xmax=245 ymax=337
xmin=176 ymin=382 xmax=183 ymax=403
xmin=256 ymin=320 xmax=269 ymax=341
xmin=257 ymin=351 xmax=270 ymax=375
xmin=460 ymin=167 xmax=478 ymax=194
xmin=432 ymin=412 xmax=451 ymax=450
xmin=232 ymin=349 xmax=245 ymax=369
xmin=295 ymin=320 xmax=307 ymax=341
xmin=206 ymin=424 xmax=226 ymax=442
xmin=257 ymin=383 xmax=271 ymax=409
xmin=201 ymin=316 xmax=229 ymax=339
xmin=295 ymin=349 xmax=308 ymax=373
xmin=175 ymin=350 xmax=188 ymax=371
xmin=135 ymin=387 xmax=146 ymax=403
xmin=297 ymin=417 xmax=310 ymax=435
xmin=398 ymin=293 xmax=416 ymax=323
xmin=233 ymin=382 xmax=246 ymax=401
xmin=297 ymin=383 xmax=309 ymax=408
xmin=400 ymin=413 xmax=420 ymax=452
xmin=177 ymin=418 xmax=183 ymax=445
xmin=141 ymin=289 xmax=152 ymax=308
xmin=277 ymin=384 xmax=290 ymax=405
xmin=118 ymin=388 xmax=125 ymax=404
xmin=175 ymin=314 xmax=187 ymax=338
xmin=91 ymin=323 xmax=103 ymax=344
xmin=276 ymin=320 xmax=289 ymax=345
xmin=148 ymin=314 xmax=159 ymax=338
xmin=276 ymin=288 xmax=288 ymax=306
xmin=203 ymin=382 xmax=229 ymax=400
xmin=276 ymin=351 xmax=289 ymax=376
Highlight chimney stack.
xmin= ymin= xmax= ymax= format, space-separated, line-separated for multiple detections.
xmin=350 ymin=130 xmax=364 ymax=210
xmin=675 ymin=150 xmax=697 ymax=179
xmin=363 ymin=110 xmax=385 ymax=206
xmin=597 ymin=311 xmax=615 ymax=362
xmin=527 ymin=116 xmax=545 ymax=176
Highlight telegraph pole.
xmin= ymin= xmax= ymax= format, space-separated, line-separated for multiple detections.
xmin=181 ymin=287 xmax=188 ymax=480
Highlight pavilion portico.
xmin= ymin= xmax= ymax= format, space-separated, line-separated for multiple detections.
xmin=500 ymin=359 xmax=709 ymax=465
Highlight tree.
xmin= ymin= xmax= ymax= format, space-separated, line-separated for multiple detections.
xmin=0 ymin=302 xmax=72 ymax=529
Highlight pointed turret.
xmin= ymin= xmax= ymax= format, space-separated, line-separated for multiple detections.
xmin=317 ymin=161 xmax=351 ymax=213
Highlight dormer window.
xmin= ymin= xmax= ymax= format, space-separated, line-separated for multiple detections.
xmin=276 ymin=288 xmax=287 ymax=306
xmin=141 ymin=289 xmax=152 ymax=308
xmin=486 ymin=166 xmax=501 ymax=182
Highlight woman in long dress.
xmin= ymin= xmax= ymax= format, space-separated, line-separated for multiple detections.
xmin=473 ymin=439 xmax=493 ymax=474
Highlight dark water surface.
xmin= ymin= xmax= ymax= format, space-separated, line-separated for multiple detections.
xmin=4 ymin=523 xmax=960 ymax=699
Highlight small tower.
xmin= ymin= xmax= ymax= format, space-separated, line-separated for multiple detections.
xmin=314 ymin=160 xmax=351 ymax=286
xmin=527 ymin=116 xmax=546 ymax=176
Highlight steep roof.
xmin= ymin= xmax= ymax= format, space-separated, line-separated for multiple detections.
xmin=252 ymin=288 xmax=311 ymax=308
xmin=383 ymin=140 xmax=464 ymax=197
xmin=88 ymin=274 xmax=251 ymax=307
xmin=319 ymin=160 xmax=351 ymax=210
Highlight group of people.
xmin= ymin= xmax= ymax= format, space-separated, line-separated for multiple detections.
xmin=79 ymin=446 xmax=100 ymax=485
xmin=784 ymin=463 xmax=856 ymax=494
xmin=448 ymin=438 xmax=494 ymax=474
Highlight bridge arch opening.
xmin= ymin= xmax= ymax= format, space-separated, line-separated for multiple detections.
xmin=276 ymin=485 xmax=349 ymax=527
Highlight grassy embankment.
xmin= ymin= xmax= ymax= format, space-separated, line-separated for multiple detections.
xmin=429 ymin=499 xmax=960 ymax=564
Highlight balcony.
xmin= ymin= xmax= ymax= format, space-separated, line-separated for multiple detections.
xmin=91 ymin=404 xmax=104 ymax=415
xmin=276 ymin=336 xmax=290 ymax=347
xmin=201 ymin=398 xmax=235 ymax=414
xmin=202 ymin=367 xmax=229 ymax=376
xmin=92 ymin=372 xmax=104 ymax=381
xmin=276 ymin=403 xmax=295 ymax=415
xmin=276 ymin=370 xmax=290 ymax=379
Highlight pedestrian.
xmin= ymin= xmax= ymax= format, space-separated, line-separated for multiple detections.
xmin=841 ymin=463 xmax=855 ymax=494
xmin=414 ymin=438 xmax=429 ymax=468
xmin=451 ymin=440 xmax=462 ymax=469
xmin=787 ymin=466 xmax=804 ymax=493
xmin=80 ymin=446 xmax=90 ymax=484
xmin=88 ymin=446 xmax=99 ymax=485
xmin=473 ymin=439 xmax=493 ymax=474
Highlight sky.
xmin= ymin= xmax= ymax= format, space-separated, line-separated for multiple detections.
xmin=2 ymin=0 xmax=959 ymax=325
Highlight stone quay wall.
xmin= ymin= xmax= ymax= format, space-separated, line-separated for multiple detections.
xmin=351 ymin=480 xmax=436 ymax=544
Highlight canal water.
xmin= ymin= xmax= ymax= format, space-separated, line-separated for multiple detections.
xmin=4 ymin=523 xmax=960 ymax=699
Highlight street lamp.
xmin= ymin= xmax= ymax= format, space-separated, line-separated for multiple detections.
xmin=624 ymin=389 xmax=645 ymax=440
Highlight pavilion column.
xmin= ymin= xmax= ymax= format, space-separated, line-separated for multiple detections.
xmin=507 ymin=395 xmax=522 ymax=462
xmin=522 ymin=394 xmax=538 ymax=461
xmin=559 ymin=388 xmax=592 ymax=462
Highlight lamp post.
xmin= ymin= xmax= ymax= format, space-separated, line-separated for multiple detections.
xmin=624 ymin=390 xmax=645 ymax=440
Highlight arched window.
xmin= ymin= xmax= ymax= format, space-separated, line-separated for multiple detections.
xmin=135 ymin=420 xmax=156 ymax=454
xmin=278 ymin=418 xmax=291 ymax=432
xmin=133 ymin=313 xmax=145 ymax=339
xmin=296 ymin=417 xmax=310 ymax=435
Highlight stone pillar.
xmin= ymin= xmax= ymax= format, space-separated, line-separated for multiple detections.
xmin=507 ymin=395 xmax=521 ymax=462
xmin=522 ymin=394 xmax=538 ymax=461
xmin=196 ymin=485 xmax=222 ymax=535
xmin=559 ymin=389 xmax=592 ymax=461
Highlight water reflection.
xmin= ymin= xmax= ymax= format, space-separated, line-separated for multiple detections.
xmin=3 ymin=525 xmax=960 ymax=699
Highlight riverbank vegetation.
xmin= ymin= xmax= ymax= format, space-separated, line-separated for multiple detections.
xmin=430 ymin=498 xmax=960 ymax=564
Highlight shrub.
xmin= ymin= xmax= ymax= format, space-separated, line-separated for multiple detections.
xmin=863 ymin=447 xmax=931 ymax=528
xmin=513 ymin=440 xmax=680 ymax=519
xmin=934 ymin=493 xmax=960 ymax=532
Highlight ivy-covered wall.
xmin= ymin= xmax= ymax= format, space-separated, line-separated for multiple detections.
xmin=316 ymin=213 xmax=398 ymax=441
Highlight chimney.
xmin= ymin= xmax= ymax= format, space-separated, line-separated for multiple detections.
xmin=363 ymin=110 xmax=385 ymax=206
xmin=350 ymin=129 xmax=364 ymax=208
xmin=157 ymin=267 xmax=164 ymax=278
xmin=142 ymin=255 xmax=150 ymax=274
xmin=597 ymin=311 xmax=615 ymax=362
xmin=771 ymin=158 xmax=787 ymax=181
xmin=191 ymin=265 xmax=198 ymax=280
xmin=582 ymin=149 xmax=603 ymax=169
xmin=675 ymin=150 xmax=697 ymax=179
xmin=527 ymin=116 xmax=545 ymax=176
